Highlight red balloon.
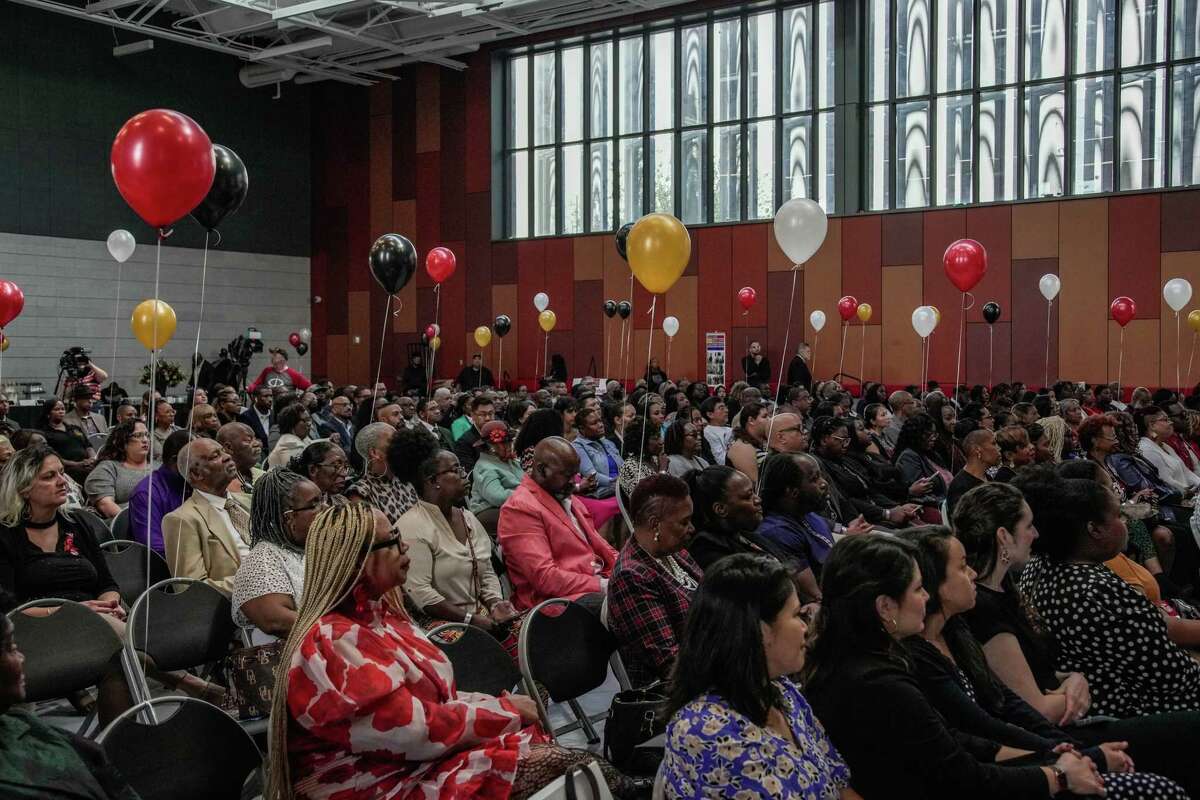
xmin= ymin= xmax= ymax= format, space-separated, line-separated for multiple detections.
xmin=426 ymin=247 xmax=457 ymax=284
xmin=943 ymin=238 xmax=988 ymax=293
xmin=837 ymin=295 xmax=859 ymax=322
xmin=0 ymin=281 xmax=24 ymax=328
xmin=111 ymin=109 xmax=215 ymax=229
xmin=737 ymin=286 xmax=757 ymax=311
xmin=425 ymin=324 xmax=439 ymax=340
xmin=1110 ymin=296 xmax=1136 ymax=327
xmin=288 ymin=332 xmax=301 ymax=347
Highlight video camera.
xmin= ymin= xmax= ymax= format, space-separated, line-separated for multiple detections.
xmin=225 ymin=328 xmax=264 ymax=370
xmin=58 ymin=346 xmax=92 ymax=380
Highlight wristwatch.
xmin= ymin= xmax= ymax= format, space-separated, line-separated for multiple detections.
xmin=1050 ymin=765 xmax=1069 ymax=792
xmin=464 ymin=611 xmax=474 ymax=626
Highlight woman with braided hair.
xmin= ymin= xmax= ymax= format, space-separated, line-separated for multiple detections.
xmin=232 ymin=467 xmax=325 ymax=641
xmin=268 ymin=502 xmax=640 ymax=800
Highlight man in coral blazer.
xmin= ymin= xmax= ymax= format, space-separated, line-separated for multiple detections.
xmin=498 ymin=437 xmax=618 ymax=610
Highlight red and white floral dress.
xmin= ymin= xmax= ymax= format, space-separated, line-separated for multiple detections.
xmin=286 ymin=586 xmax=547 ymax=799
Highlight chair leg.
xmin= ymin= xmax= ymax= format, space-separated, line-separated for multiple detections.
xmin=568 ymin=699 xmax=600 ymax=744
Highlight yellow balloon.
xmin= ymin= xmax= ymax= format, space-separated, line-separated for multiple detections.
xmin=538 ymin=309 xmax=557 ymax=333
xmin=627 ymin=213 xmax=692 ymax=295
xmin=474 ymin=326 xmax=493 ymax=348
xmin=429 ymin=335 xmax=441 ymax=352
xmin=930 ymin=305 xmax=942 ymax=325
xmin=1189 ymin=310 xmax=1200 ymax=333
xmin=130 ymin=299 xmax=177 ymax=351
xmin=856 ymin=303 xmax=873 ymax=323
xmin=0 ymin=334 xmax=10 ymax=352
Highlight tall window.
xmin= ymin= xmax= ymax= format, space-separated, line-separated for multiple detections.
xmin=501 ymin=2 xmax=833 ymax=239
xmin=865 ymin=0 xmax=1195 ymax=210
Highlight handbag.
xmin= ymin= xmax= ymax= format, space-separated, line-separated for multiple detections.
xmin=603 ymin=684 xmax=667 ymax=770
xmin=563 ymin=762 xmax=604 ymax=800
xmin=225 ymin=641 xmax=284 ymax=720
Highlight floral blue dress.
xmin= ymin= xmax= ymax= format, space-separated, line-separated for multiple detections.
xmin=663 ymin=678 xmax=850 ymax=799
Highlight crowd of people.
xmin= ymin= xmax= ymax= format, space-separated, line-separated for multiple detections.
xmin=10 ymin=339 xmax=1200 ymax=798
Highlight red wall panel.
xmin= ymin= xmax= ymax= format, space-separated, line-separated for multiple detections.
xmin=922 ymin=209 xmax=967 ymax=383
xmin=543 ymin=238 xmax=575 ymax=332
xmin=1012 ymin=259 xmax=1060 ymax=387
xmin=695 ymin=227 xmax=733 ymax=371
xmin=882 ymin=212 xmax=923 ymax=265
xmin=574 ymin=279 xmax=604 ymax=376
xmin=730 ymin=225 xmax=768 ymax=328
xmin=965 ymin=205 xmax=1013 ymax=323
xmin=516 ymin=240 xmax=547 ymax=381
xmin=966 ymin=321 xmax=1012 ymax=386
xmin=840 ymin=215 xmax=883 ymax=323
xmin=1162 ymin=190 xmax=1200 ymax=253
xmin=766 ymin=269 xmax=806 ymax=380
xmin=1109 ymin=194 xmax=1161 ymax=310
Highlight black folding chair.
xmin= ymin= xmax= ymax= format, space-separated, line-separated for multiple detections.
xmin=518 ymin=598 xmax=631 ymax=743
xmin=427 ymin=622 xmax=522 ymax=696
xmin=109 ymin=507 xmax=131 ymax=541
xmin=8 ymin=598 xmax=123 ymax=734
xmin=100 ymin=540 xmax=172 ymax=607
xmin=97 ymin=697 xmax=261 ymax=800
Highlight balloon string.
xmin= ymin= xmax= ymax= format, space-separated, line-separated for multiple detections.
xmin=988 ymin=325 xmax=995 ymax=389
xmin=109 ymin=258 xmax=124 ymax=426
xmin=953 ymin=291 xmax=968 ymax=399
xmin=391 ymin=294 xmax=403 ymax=316
xmin=145 ymin=230 xmax=164 ymax=662
xmin=837 ymin=324 xmax=848 ymax=387
xmin=1177 ymin=312 xmax=1182 ymax=393
xmin=604 ymin=320 xmax=610 ymax=380
xmin=1188 ymin=333 xmax=1197 ymax=387
xmin=1044 ymin=300 xmax=1053 ymax=390
xmin=757 ymin=265 xmax=801 ymax=495
xmin=428 ymin=284 xmax=442 ymax=397
xmin=859 ymin=318 xmax=867 ymax=388
xmin=639 ymin=297 xmax=658 ymax=467
xmin=1118 ymin=326 xmax=1125 ymax=401
xmin=371 ymin=295 xmax=392 ymax=415
xmin=190 ymin=231 xmax=210 ymax=416
xmin=665 ymin=336 xmax=673 ymax=378
xmin=497 ymin=338 xmax=504 ymax=392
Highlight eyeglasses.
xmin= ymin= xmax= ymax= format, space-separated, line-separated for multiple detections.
xmin=829 ymin=434 xmax=850 ymax=443
xmin=287 ymin=498 xmax=329 ymax=515
xmin=317 ymin=461 xmax=350 ymax=474
xmin=369 ymin=535 xmax=402 ymax=552
xmin=436 ymin=464 xmax=468 ymax=479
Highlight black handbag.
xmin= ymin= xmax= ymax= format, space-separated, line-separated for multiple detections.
xmin=603 ymin=684 xmax=667 ymax=770
xmin=563 ymin=762 xmax=604 ymax=800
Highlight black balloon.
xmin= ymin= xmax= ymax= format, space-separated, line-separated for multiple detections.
xmin=369 ymin=233 xmax=418 ymax=294
xmin=617 ymin=300 xmax=632 ymax=320
xmin=295 ymin=342 xmax=308 ymax=356
xmin=982 ymin=301 xmax=1002 ymax=325
xmin=615 ymin=223 xmax=634 ymax=261
xmin=603 ymin=300 xmax=617 ymax=318
xmin=191 ymin=144 xmax=249 ymax=232
xmin=494 ymin=314 xmax=512 ymax=338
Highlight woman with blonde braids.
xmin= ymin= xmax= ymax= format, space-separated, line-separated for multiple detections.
xmin=269 ymin=502 xmax=639 ymax=800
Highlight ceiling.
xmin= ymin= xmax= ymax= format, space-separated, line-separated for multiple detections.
xmin=7 ymin=0 xmax=694 ymax=87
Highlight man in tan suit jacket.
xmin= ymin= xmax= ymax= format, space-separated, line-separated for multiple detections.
xmin=163 ymin=437 xmax=251 ymax=596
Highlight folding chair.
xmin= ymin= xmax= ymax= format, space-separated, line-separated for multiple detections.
xmin=8 ymin=598 xmax=123 ymax=735
xmin=427 ymin=622 xmax=522 ymax=696
xmin=100 ymin=540 xmax=172 ymax=607
xmin=122 ymin=578 xmax=237 ymax=706
xmin=527 ymin=760 xmax=614 ymax=800
xmin=97 ymin=697 xmax=262 ymax=800
xmin=109 ymin=506 xmax=131 ymax=540
xmin=88 ymin=432 xmax=109 ymax=451
xmin=615 ymin=487 xmax=634 ymax=536
xmin=518 ymin=598 xmax=631 ymax=744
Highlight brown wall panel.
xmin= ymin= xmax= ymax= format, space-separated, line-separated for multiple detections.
xmin=491 ymin=284 xmax=519 ymax=385
xmin=731 ymin=225 xmax=768 ymax=328
xmin=1058 ymin=199 xmax=1109 ymax=382
xmin=1012 ymin=202 xmax=1059 ymax=260
xmin=966 ymin=321 xmax=1012 ymax=386
xmin=1159 ymin=251 xmax=1200 ymax=390
xmin=573 ymin=279 xmax=604 ymax=377
xmin=1162 ymin=191 xmax=1200 ymax=253
xmin=804 ymin=219 xmax=843 ymax=379
xmin=347 ymin=291 xmax=372 ymax=385
xmin=766 ymin=269 xmax=806 ymax=384
xmin=841 ymin=215 xmax=883 ymax=324
xmin=922 ymin=209 xmax=966 ymax=383
xmin=1012 ymin=258 xmax=1059 ymax=387
xmin=573 ymin=235 xmax=605 ymax=281
xmin=1110 ymin=194 xmax=1161 ymax=312
xmin=415 ymin=64 xmax=441 ymax=154
xmin=964 ymin=205 xmax=1012 ymax=322
xmin=882 ymin=213 xmax=923 ymax=265
xmin=1110 ymin=319 xmax=1160 ymax=391
xmin=325 ymin=335 xmax=349 ymax=385
xmin=664 ymin=275 xmax=699 ymax=381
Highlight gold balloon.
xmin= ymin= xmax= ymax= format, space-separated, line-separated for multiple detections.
xmin=1189 ymin=310 xmax=1200 ymax=333
xmin=930 ymin=305 xmax=942 ymax=325
xmin=429 ymin=335 xmax=442 ymax=352
xmin=538 ymin=309 xmax=557 ymax=333
xmin=474 ymin=326 xmax=493 ymax=348
xmin=0 ymin=334 xmax=10 ymax=352
xmin=130 ymin=299 xmax=177 ymax=351
xmin=627 ymin=213 xmax=692 ymax=295
xmin=856 ymin=303 xmax=873 ymax=323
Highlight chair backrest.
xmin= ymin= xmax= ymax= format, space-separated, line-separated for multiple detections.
xmin=651 ymin=763 xmax=666 ymax=800
xmin=527 ymin=760 xmax=614 ymax=800
xmin=427 ymin=623 xmax=521 ymax=696
xmin=126 ymin=578 xmax=236 ymax=672
xmin=7 ymin=599 xmax=122 ymax=702
xmin=520 ymin=599 xmax=619 ymax=704
xmin=89 ymin=432 xmax=109 ymax=450
xmin=110 ymin=506 xmax=131 ymax=540
xmin=101 ymin=540 xmax=173 ymax=606
xmin=615 ymin=487 xmax=634 ymax=534
xmin=98 ymin=697 xmax=261 ymax=800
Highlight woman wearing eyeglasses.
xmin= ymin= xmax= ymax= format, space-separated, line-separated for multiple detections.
xmin=391 ymin=426 xmax=520 ymax=644
xmin=289 ymin=441 xmax=351 ymax=507
xmin=84 ymin=420 xmax=154 ymax=519
xmin=234 ymin=468 xmax=327 ymax=642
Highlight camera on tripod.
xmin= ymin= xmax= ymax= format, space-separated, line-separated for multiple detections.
xmin=59 ymin=346 xmax=92 ymax=380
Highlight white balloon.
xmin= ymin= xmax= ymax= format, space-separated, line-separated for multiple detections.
xmin=662 ymin=316 xmax=679 ymax=338
xmin=1164 ymin=278 xmax=1194 ymax=313
xmin=1038 ymin=274 xmax=1061 ymax=302
xmin=533 ymin=292 xmax=550 ymax=312
xmin=773 ymin=198 xmax=829 ymax=265
xmin=299 ymin=327 xmax=312 ymax=344
xmin=809 ymin=310 xmax=827 ymax=333
xmin=911 ymin=306 xmax=937 ymax=339
xmin=107 ymin=229 xmax=135 ymax=264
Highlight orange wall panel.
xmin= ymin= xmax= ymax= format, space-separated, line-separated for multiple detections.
xmin=1159 ymin=251 xmax=1200 ymax=390
xmin=1058 ymin=199 xmax=1109 ymax=382
xmin=882 ymin=265 xmax=924 ymax=386
xmin=804 ymin=219 xmax=842 ymax=379
xmin=1012 ymin=202 xmax=1059 ymax=260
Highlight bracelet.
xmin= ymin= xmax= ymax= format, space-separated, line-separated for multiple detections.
xmin=1050 ymin=765 xmax=1068 ymax=792
xmin=464 ymin=611 xmax=474 ymax=626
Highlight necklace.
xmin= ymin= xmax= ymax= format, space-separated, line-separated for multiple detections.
xmin=24 ymin=514 xmax=57 ymax=530
xmin=638 ymin=541 xmax=698 ymax=591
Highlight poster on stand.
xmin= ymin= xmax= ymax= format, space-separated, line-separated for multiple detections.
xmin=706 ymin=332 xmax=726 ymax=388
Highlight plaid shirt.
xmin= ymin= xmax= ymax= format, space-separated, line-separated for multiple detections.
xmin=607 ymin=538 xmax=702 ymax=688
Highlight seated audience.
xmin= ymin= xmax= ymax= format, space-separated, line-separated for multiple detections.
xmin=188 ymin=403 xmax=221 ymax=439
xmin=268 ymin=403 xmax=316 ymax=468
xmin=150 ymin=399 xmax=181 ymax=450
xmin=1136 ymin=407 xmax=1200 ymax=496
xmin=572 ymin=406 xmax=622 ymax=498
xmin=661 ymin=554 xmax=852 ymax=799
xmin=233 ymin=468 xmax=323 ymax=642
xmin=683 ymin=464 xmax=791 ymax=571
xmin=0 ymin=436 xmax=13 ymax=472
xmin=663 ymin=417 xmax=709 ymax=478
xmin=266 ymin=502 xmax=636 ymax=800
xmin=84 ymin=420 xmax=153 ymax=519
xmin=1014 ymin=468 xmax=1200 ymax=716
xmin=618 ymin=417 xmax=661 ymax=497
xmin=814 ymin=417 xmax=919 ymax=527
xmin=893 ymin=413 xmax=949 ymax=505
xmin=162 ymin=437 xmax=250 ymax=596
xmin=37 ymin=398 xmax=94 ymax=484
xmin=900 ymin=525 xmax=1189 ymax=797
xmin=469 ymin=421 xmax=524 ymax=518
xmin=240 ymin=384 xmax=275 ymax=455
xmin=699 ymin=396 xmax=732 ymax=467
xmin=993 ymin=424 xmax=1036 ymax=482
xmin=63 ymin=384 xmax=107 ymax=438
xmin=414 ymin=398 xmax=456 ymax=450
xmin=925 ymin=392 xmax=966 ymax=473
xmin=217 ymin=421 xmax=266 ymax=507
xmin=864 ymin=401 xmax=894 ymax=458
xmin=286 ymin=440 xmax=349 ymax=507
xmin=453 ymin=395 xmax=496 ymax=474
xmin=513 ymin=407 xmax=564 ymax=471
xmin=725 ymin=401 xmax=769 ymax=481
xmin=806 ymin=533 xmax=1108 ymax=799
xmin=1038 ymin=415 xmax=1069 ymax=463
xmin=391 ymin=427 xmax=519 ymax=638
xmin=945 ymin=428 xmax=998 ymax=517
xmin=497 ymin=437 xmax=617 ymax=611
xmin=128 ymin=429 xmax=190 ymax=556
xmin=607 ymin=474 xmax=701 ymax=688
xmin=345 ymin=422 xmax=416 ymax=532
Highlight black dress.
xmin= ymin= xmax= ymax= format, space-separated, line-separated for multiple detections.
xmin=40 ymin=424 xmax=90 ymax=463
xmin=0 ymin=509 xmax=118 ymax=603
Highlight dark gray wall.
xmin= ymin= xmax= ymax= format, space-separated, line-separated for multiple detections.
xmin=0 ymin=3 xmax=311 ymax=256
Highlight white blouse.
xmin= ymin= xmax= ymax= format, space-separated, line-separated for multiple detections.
xmin=1138 ymin=437 xmax=1200 ymax=493
xmin=232 ymin=541 xmax=305 ymax=632
xmin=396 ymin=501 xmax=503 ymax=616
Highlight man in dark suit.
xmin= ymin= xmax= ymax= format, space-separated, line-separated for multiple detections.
xmin=238 ymin=385 xmax=273 ymax=457
xmin=455 ymin=354 xmax=495 ymax=390
xmin=453 ymin=395 xmax=496 ymax=473
xmin=786 ymin=342 xmax=814 ymax=390
xmin=317 ymin=393 xmax=355 ymax=450
xmin=414 ymin=399 xmax=456 ymax=450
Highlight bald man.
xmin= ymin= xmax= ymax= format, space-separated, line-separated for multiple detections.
xmin=497 ymin=437 xmax=617 ymax=611
xmin=946 ymin=428 xmax=999 ymax=517
xmin=217 ymin=421 xmax=264 ymax=505
xmin=765 ymin=412 xmax=809 ymax=456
